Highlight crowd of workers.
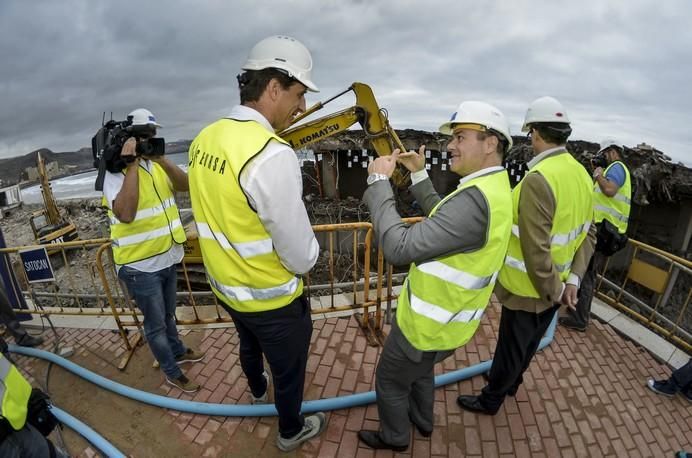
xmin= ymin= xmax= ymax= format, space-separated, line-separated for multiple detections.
xmin=1 ymin=34 xmax=688 ymax=455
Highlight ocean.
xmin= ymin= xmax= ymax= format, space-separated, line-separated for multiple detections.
xmin=21 ymin=152 xmax=189 ymax=204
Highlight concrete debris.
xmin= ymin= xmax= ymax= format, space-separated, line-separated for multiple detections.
xmin=312 ymin=130 xmax=691 ymax=206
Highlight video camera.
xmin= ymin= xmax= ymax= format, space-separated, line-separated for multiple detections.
xmin=91 ymin=114 xmax=165 ymax=191
xmin=591 ymin=152 xmax=609 ymax=170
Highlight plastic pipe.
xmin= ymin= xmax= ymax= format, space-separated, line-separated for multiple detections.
xmin=9 ymin=314 xmax=558 ymax=416
xmin=51 ymin=405 xmax=126 ymax=458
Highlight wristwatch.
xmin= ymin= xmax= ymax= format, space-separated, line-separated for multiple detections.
xmin=367 ymin=173 xmax=389 ymax=186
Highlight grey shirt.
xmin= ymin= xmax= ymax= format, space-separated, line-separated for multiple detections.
xmin=364 ymin=176 xmax=492 ymax=267
xmin=364 ymin=170 xmax=498 ymax=358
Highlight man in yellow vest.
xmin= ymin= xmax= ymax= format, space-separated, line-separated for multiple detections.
xmin=458 ymin=96 xmax=596 ymax=415
xmin=187 ymin=36 xmax=326 ymax=452
xmin=103 ymin=108 xmax=203 ymax=394
xmin=0 ymin=338 xmax=68 ymax=457
xmin=560 ymin=137 xmax=631 ymax=331
xmin=357 ymin=101 xmax=513 ymax=451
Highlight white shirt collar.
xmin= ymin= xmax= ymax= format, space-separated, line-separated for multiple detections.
xmin=227 ymin=105 xmax=275 ymax=132
xmin=457 ymin=165 xmax=505 ymax=188
xmin=527 ymin=146 xmax=566 ymax=169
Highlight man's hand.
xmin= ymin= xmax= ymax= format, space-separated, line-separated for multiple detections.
xmin=121 ymin=137 xmax=139 ymax=167
xmin=592 ymin=167 xmax=603 ymax=179
xmin=397 ymin=145 xmax=426 ymax=173
xmin=561 ymin=284 xmax=579 ymax=310
xmin=368 ymin=148 xmax=399 ymax=177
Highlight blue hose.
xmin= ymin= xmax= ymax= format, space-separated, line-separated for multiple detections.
xmin=50 ymin=406 xmax=126 ymax=458
xmin=8 ymin=314 xmax=557 ymax=415
xmin=10 ymin=314 xmax=557 ymax=456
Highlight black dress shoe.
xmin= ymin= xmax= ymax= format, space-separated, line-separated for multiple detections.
xmin=457 ymin=395 xmax=499 ymax=415
xmin=358 ymin=430 xmax=408 ymax=452
xmin=17 ymin=334 xmax=44 ymax=347
xmin=558 ymin=317 xmax=586 ymax=332
xmin=408 ymin=412 xmax=432 ymax=437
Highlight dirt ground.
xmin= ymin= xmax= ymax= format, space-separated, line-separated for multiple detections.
xmin=38 ymin=329 xmax=207 ymax=457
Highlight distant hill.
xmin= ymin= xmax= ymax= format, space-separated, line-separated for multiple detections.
xmin=0 ymin=140 xmax=192 ymax=186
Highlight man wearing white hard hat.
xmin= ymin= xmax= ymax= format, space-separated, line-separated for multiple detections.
xmin=560 ymin=137 xmax=631 ymax=331
xmin=458 ymin=96 xmax=596 ymax=416
xmin=358 ymin=101 xmax=513 ymax=451
xmin=103 ymin=108 xmax=205 ymax=394
xmin=187 ymin=36 xmax=325 ymax=452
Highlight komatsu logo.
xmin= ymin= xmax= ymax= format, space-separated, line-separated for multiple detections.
xmin=298 ymin=123 xmax=340 ymax=146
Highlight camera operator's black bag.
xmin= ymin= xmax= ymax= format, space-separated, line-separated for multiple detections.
xmin=26 ymin=388 xmax=60 ymax=437
xmin=595 ymin=220 xmax=628 ymax=256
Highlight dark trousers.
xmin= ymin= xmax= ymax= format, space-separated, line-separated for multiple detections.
xmin=672 ymin=359 xmax=692 ymax=391
xmin=226 ymin=296 xmax=312 ymax=438
xmin=375 ymin=321 xmax=453 ymax=446
xmin=565 ymin=251 xmax=605 ymax=327
xmin=0 ymin=423 xmax=69 ymax=458
xmin=480 ymin=304 xmax=560 ymax=411
xmin=0 ymin=287 xmax=29 ymax=342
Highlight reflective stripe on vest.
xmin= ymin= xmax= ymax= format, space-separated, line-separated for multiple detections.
xmin=498 ymin=151 xmax=594 ymax=299
xmin=107 ymin=163 xmax=186 ymax=264
xmin=593 ymin=161 xmax=631 ymax=234
xmin=409 ymin=293 xmax=486 ymax=324
xmin=0 ymin=355 xmax=32 ymax=430
xmin=208 ymin=275 xmax=299 ymax=302
xmin=195 ymin=222 xmax=273 ymax=258
xmin=188 ymin=118 xmax=303 ymax=312
xmin=396 ymin=168 xmax=513 ymax=351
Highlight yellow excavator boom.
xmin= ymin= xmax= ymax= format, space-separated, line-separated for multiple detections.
xmin=278 ymin=82 xmax=407 ymax=163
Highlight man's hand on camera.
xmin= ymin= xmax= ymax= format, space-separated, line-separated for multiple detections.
xmin=121 ymin=138 xmax=138 ymax=167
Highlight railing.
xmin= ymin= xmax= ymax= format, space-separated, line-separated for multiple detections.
xmin=594 ymin=238 xmax=691 ymax=353
xmin=6 ymin=224 xmax=687 ymax=366
xmin=1 ymin=222 xmax=407 ymax=367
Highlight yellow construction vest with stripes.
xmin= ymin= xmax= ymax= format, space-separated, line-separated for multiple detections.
xmin=188 ymin=119 xmax=303 ymax=312
xmin=107 ymin=163 xmax=186 ymax=265
xmin=397 ymin=170 xmax=512 ymax=351
xmin=0 ymin=354 xmax=32 ymax=431
xmin=593 ymin=161 xmax=631 ymax=234
xmin=498 ymin=151 xmax=593 ymax=298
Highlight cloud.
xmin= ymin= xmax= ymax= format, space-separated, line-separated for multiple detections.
xmin=0 ymin=0 xmax=690 ymax=164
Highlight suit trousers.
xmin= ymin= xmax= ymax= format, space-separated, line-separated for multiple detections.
xmin=480 ymin=304 xmax=559 ymax=411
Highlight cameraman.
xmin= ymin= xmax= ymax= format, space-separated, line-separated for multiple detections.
xmin=0 ymin=337 xmax=68 ymax=457
xmin=559 ymin=138 xmax=631 ymax=331
xmin=103 ymin=108 xmax=204 ymax=393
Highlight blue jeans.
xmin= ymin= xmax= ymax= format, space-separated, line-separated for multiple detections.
xmin=118 ymin=264 xmax=186 ymax=379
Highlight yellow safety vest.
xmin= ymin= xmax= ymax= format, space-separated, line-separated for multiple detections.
xmin=107 ymin=163 xmax=186 ymax=265
xmin=498 ymin=151 xmax=593 ymax=299
xmin=0 ymin=354 xmax=32 ymax=430
xmin=593 ymin=161 xmax=631 ymax=234
xmin=188 ymin=119 xmax=303 ymax=312
xmin=396 ymin=169 xmax=513 ymax=351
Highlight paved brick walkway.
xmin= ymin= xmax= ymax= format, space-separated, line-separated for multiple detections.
xmin=12 ymin=298 xmax=692 ymax=457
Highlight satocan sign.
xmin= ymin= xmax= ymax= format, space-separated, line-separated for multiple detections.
xmin=19 ymin=247 xmax=55 ymax=283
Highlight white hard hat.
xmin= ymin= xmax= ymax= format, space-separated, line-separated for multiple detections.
xmin=439 ymin=101 xmax=513 ymax=150
xmin=241 ymin=35 xmax=319 ymax=92
xmin=128 ymin=108 xmax=162 ymax=128
xmin=598 ymin=137 xmax=623 ymax=153
xmin=521 ymin=96 xmax=569 ymax=132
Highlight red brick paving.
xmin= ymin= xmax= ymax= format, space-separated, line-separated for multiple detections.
xmin=10 ymin=297 xmax=692 ymax=457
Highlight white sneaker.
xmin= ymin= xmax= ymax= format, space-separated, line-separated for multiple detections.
xmin=251 ymin=371 xmax=269 ymax=404
xmin=276 ymin=412 xmax=327 ymax=452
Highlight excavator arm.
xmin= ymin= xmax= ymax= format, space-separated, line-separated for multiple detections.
xmin=278 ymin=83 xmax=409 ymax=183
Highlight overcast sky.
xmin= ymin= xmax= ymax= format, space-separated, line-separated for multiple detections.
xmin=1 ymin=0 xmax=690 ymax=165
